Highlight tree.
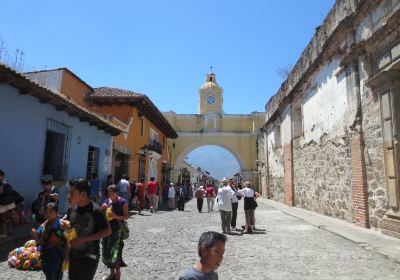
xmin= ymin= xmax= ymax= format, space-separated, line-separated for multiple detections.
xmin=0 ymin=37 xmax=25 ymax=72
xmin=276 ymin=63 xmax=293 ymax=81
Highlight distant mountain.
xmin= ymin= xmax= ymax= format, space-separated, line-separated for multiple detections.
xmin=186 ymin=145 xmax=240 ymax=180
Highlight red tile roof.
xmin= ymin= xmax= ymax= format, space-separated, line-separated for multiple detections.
xmin=93 ymin=87 xmax=144 ymax=98
xmin=88 ymin=87 xmax=178 ymax=139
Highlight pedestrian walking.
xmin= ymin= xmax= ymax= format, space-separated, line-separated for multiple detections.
xmin=216 ymin=178 xmax=232 ymax=233
xmin=237 ymin=181 xmax=258 ymax=234
xmin=177 ymin=185 xmax=187 ymax=211
xmin=67 ymin=177 xmax=111 ymax=280
xmin=136 ymin=179 xmax=145 ymax=214
xmin=146 ymin=177 xmax=158 ymax=213
xmin=154 ymin=182 xmax=160 ymax=212
xmin=205 ymin=184 xmax=215 ymax=212
xmin=168 ymin=183 xmax=176 ymax=209
xmin=195 ymin=186 xmax=205 ymax=213
xmin=129 ymin=179 xmax=137 ymax=209
xmin=101 ymin=185 xmax=129 ymax=280
xmin=229 ymin=181 xmax=239 ymax=230
xmin=117 ymin=175 xmax=130 ymax=203
xmin=179 ymin=231 xmax=227 ymax=280
xmin=89 ymin=173 xmax=101 ymax=205
xmin=31 ymin=202 xmax=67 ymax=280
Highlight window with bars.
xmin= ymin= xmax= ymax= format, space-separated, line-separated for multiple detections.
xmin=42 ymin=119 xmax=71 ymax=181
xmin=86 ymin=146 xmax=100 ymax=180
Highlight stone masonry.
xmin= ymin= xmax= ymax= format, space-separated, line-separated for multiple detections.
xmin=259 ymin=0 xmax=400 ymax=238
xmin=293 ymin=136 xmax=353 ymax=222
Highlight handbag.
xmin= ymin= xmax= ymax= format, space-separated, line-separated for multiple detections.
xmin=121 ymin=220 xmax=129 ymax=240
xmin=253 ymin=199 xmax=258 ymax=208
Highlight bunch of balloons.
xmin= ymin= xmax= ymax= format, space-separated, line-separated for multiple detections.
xmin=8 ymin=240 xmax=42 ymax=270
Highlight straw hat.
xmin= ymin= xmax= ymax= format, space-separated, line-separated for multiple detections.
xmin=221 ymin=177 xmax=229 ymax=183
xmin=243 ymin=181 xmax=252 ymax=188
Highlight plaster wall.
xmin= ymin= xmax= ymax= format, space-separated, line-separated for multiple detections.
xmin=0 ymin=84 xmax=113 ymax=213
xmin=163 ymin=112 xmax=265 ymax=133
xmin=281 ymin=105 xmax=292 ymax=145
xmin=302 ymin=58 xmax=353 ymax=144
xmin=266 ymin=127 xmax=285 ymax=202
xmin=25 ymin=70 xmax=62 ymax=94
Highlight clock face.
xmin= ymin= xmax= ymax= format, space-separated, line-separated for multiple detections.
xmin=206 ymin=95 xmax=215 ymax=105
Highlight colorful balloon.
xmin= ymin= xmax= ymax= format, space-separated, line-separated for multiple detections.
xmin=24 ymin=240 xmax=36 ymax=248
xmin=22 ymin=260 xmax=31 ymax=269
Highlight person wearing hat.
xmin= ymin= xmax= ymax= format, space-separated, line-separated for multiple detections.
xmin=195 ymin=186 xmax=206 ymax=213
xmin=217 ymin=178 xmax=233 ymax=233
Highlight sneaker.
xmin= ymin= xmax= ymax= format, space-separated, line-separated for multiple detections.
xmin=150 ymin=208 xmax=154 ymax=213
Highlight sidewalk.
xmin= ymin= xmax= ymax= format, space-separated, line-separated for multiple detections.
xmin=0 ymin=223 xmax=32 ymax=246
xmin=259 ymin=198 xmax=400 ymax=264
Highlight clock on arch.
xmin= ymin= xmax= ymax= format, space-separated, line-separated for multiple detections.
xmin=206 ymin=95 xmax=215 ymax=105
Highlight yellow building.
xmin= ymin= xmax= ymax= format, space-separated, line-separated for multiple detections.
xmin=164 ymin=72 xmax=265 ymax=189
xmin=87 ymin=87 xmax=178 ymax=186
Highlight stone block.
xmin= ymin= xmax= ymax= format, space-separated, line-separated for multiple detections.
xmin=384 ymin=149 xmax=396 ymax=177
xmin=386 ymin=178 xmax=399 ymax=209
xmin=383 ymin=121 xmax=393 ymax=148
xmin=391 ymin=42 xmax=400 ymax=60
xmin=381 ymin=93 xmax=392 ymax=121
xmin=376 ymin=50 xmax=391 ymax=70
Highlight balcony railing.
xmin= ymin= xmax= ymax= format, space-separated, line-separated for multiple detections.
xmin=146 ymin=140 xmax=163 ymax=154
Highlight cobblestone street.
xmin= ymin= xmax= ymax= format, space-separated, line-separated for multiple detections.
xmin=1 ymin=199 xmax=400 ymax=279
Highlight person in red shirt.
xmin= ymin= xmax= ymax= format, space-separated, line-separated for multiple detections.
xmin=136 ymin=179 xmax=145 ymax=214
xmin=206 ymin=184 xmax=216 ymax=212
xmin=146 ymin=177 xmax=158 ymax=213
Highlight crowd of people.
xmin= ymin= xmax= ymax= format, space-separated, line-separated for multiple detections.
xmin=193 ymin=178 xmax=260 ymax=234
xmin=1 ymin=167 xmax=260 ymax=280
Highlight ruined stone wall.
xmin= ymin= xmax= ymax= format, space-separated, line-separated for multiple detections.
xmin=268 ymin=175 xmax=285 ymax=203
xmin=293 ymin=137 xmax=353 ymax=221
xmin=266 ymin=128 xmax=285 ymax=203
xmin=359 ymin=62 xmax=388 ymax=229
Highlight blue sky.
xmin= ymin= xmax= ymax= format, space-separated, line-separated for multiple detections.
xmin=1 ymin=0 xmax=334 ymax=114
xmin=1 ymin=0 xmax=335 ymax=178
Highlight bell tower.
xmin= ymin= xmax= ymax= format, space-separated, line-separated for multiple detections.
xmin=198 ymin=71 xmax=224 ymax=115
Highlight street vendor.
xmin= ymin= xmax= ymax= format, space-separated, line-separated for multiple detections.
xmin=0 ymin=169 xmax=24 ymax=238
xmin=31 ymin=175 xmax=60 ymax=223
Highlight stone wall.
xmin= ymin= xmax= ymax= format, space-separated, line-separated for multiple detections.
xmin=268 ymin=175 xmax=285 ymax=203
xmin=361 ymin=81 xmax=388 ymax=229
xmin=293 ymin=137 xmax=353 ymax=222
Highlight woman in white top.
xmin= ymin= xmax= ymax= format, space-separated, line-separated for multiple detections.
xmin=237 ymin=181 xmax=258 ymax=233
